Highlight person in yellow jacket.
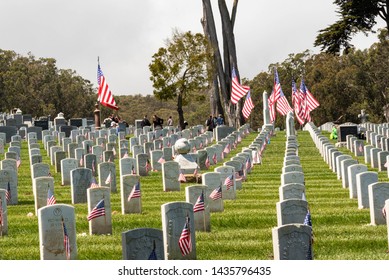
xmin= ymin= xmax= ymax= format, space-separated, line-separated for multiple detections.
xmin=330 ymin=126 xmax=338 ymax=139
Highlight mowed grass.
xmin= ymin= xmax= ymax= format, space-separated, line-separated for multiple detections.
xmin=0 ymin=129 xmax=388 ymax=260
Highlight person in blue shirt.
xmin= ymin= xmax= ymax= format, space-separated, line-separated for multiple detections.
xmin=216 ymin=114 xmax=224 ymax=126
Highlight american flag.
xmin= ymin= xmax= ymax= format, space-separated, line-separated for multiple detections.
xmin=193 ymin=191 xmax=205 ymax=213
xmin=237 ymin=134 xmax=242 ymax=143
xmin=97 ymin=62 xmax=119 ymax=110
xmin=382 ymin=205 xmax=387 ymax=219
xmin=122 ymin=152 xmax=129 ymax=158
xmin=303 ymin=209 xmax=313 ymax=260
xmin=199 ymin=142 xmax=203 ymax=149
xmin=105 ymin=171 xmax=112 ymax=185
xmin=242 ymin=90 xmax=255 ymax=119
xmin=62 ymin=218 xmax=70 ymax=260
xmin=6 ymin=182 xmax=11 ymax=204
xmin=47 ymin=187 xmax=56 ymax=205
xmin=16 ymin=156 xmax=21 ymax=168
xmin=209 ymin=185 xmax=222 ymax=200
xmin=178 ymin=217 xmax=192 ymax=256
xmin=245 ymin=157 xmax=252 ymax=170
xmin=128 ymin=181 xmax=141 ymax=201
xmin=179 ymin=170 xmax=186 ymax=182
xmin=224 ymin=175 xmax=234 ymax=190
xmin=230 ymin=67 xmax=250 ymax=104
xmin=193 ymin=168 xmax=199 ymax=177
xmin=132 ymin=165 xmax=137 ymax=175
xmin=90 ymin=177 xmax=99 ymax=188
xmin=223 ymin=143 xmax=230 ymax=154
xmin=276 ymin=88 xmax=293 ymax=116
xmin=212 ymin=153 xmax=217 ymax=164
xmin=79 ymin=157 xmax=83 ymax=167
xmin=112 ymin=147 xmax=116 ymax=156
xmin=91 ymin=159 xmax=96 ymax=175
xmin=158 ymin=156 xmax=166 ymax=164
xmin=205 ymin=156 xmax=210 ymax=169
xmin=304 ymin=209 xmax=312 ymax=227
xmin=235 ymin=171 xmax=243 ymax=181
xmin=145 ymin=160 xmax=152 ymax=172
xmin=299 ymin=79 xmax=319 ymax=122
xmin=292 ymin=79 xmax=305 ymax=125
xmin=87 ymin=199 xmax=105 ymax=221
xmin=192 ymin=146 xmax=196 ymax=153
xmin=302 ymin=192 xmax=307 ymax=201
xmin=358 ymin=143 xmax=364 ymax=153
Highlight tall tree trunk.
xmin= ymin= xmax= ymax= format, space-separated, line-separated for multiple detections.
xmin=202 ymin=0 xmax=232 ymax=125
xmin=219 ymin=0 xmax=244 ymax=127
xmin=201 ymin=6 xmax=222 ymax=117
xmin=177 ymin=92 xmax=185 ymax=130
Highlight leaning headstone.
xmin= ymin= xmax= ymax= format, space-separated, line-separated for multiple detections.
xmin=276 ymin=199 xmax=308 ymax=226
xmin=136 ymin=153 xmax=150 ymax=176
xmin=0 ymin=170 xmax=18 ymax=205
xmin=161 ymin=202 xmax=196 ymax=260
xmin=61 ymin=158 xmax=78 ymax=186
xmin=70 ymin=168 xmax=93 ymax=204
xmin=162 ymin=161 xmax=180 ymax=192
xmin=279 ymin=183 xmax=306 ymax=201
xmin=368 ymin=182 xmax=389 ymax=225
xmin=356 ymin=171 xmax=378 ymax=209
xmin=121 ymin=228 xmax=164 ymax=260
xmin=185 ymin=185 xmax=210 ymax=232
xmin=121 ymin=175 xmax=142 ymax=214
xmin=202 ymin=172 xmax=223 ymax=212
xmin=33 ymin=176 xmax=55 ymax=215
xmin=98 ymin=162 xmax=117 ymax=192
xmin=348 ymin=164 xmax=368 ymax=199
xmin=38 ymin=204 xmax=77 ymax=260
xmin=214 ymin=166 xmax=236 ymax=200
xmin=341 ymin=159 xmax=358 ymax=188
xmin=272 ymin=224 xmax=312 ymax=260
xmin=87 ymin=187 xmax=112 ymax=235
xmin=281 ymin=172 xmax=305 ymax=186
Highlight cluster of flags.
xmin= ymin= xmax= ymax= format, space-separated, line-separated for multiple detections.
xmin=230 ymin=66 xmax=319 ymax=123
xmin=269 ymin=67 xmax=320 ymax=124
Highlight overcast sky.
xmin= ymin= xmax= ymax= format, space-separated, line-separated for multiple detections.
xmin=0 ymin=0 xmax=384 ymax=96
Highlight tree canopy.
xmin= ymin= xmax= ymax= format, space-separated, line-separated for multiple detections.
xmin=149 ymin=30 xmax=210 ymax=129
xmin=314 ymin=0 xmax=389 ymax=54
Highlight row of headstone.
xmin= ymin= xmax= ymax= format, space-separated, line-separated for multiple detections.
xmin=271 ymin=122 xmax=313 ymax=260
xmin=305 ymin=122 xmax=389 ymax=229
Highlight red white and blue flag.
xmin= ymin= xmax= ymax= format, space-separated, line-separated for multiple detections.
xmin=97 ymin=62 xmax=119 ymax=110
xmin=242 ymin=90 xmax=255 ymax=119
xmin=230 ymin=67 xmax=250 ymax=104
xmin=193 ymin=191 xmax=205 ymax=213
xmin=179 ymin=217 xmax=192 ymax=256
xmin=47 ymin=187 xmax=56 ymax=205
xmin=87 ymin=199 xmax=106 ymax=221
xmin=128 ymin=181 xmax=141 ymax=201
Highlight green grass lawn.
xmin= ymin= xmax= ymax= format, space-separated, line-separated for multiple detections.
xmin=0 ymin=129 xmax=388 ymax=260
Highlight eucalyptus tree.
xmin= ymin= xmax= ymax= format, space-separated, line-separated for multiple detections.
xmin=149 ymin=30 xmax=211 ymax=129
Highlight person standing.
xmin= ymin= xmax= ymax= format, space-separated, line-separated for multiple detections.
xmin=141 ymin=115 xmax=151 ymax=128
xmin=216 ymin=114 xmax=224 ymax=126
xmin=167 ymin=116 xmax=173 ymax=126
xmin=153 ymin=114 xmax=163 ymax=130
xmin=205 ymin=115 xmax=214 ymax=131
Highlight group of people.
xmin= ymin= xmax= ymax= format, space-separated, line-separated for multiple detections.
xmin=141 ymin=114 xmax=173 ymax=130
xmin=205 ymin=114 xmax=224 ymax=132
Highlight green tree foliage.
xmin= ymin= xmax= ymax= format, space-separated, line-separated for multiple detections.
xmin=314 ymin=0 xmax=389 ymax=54
xmin=0 ymin=49 xmax=96 ymax=118
xmin=149 ymin=30 xmax=211 ymax=129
